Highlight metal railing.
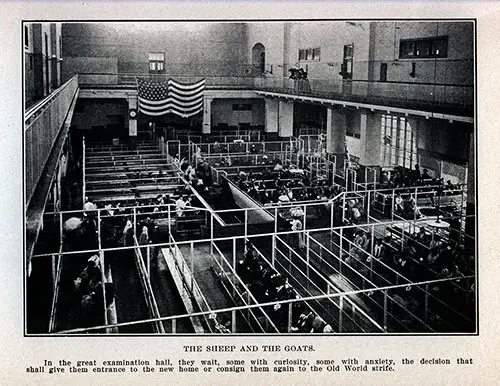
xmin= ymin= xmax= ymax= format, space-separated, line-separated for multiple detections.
xmin=49 ymin=275 xmax=473 ymax=335
xmin=254 ymin=75 xmax=473 ymax=111
xmin=77 ymin=73 xmax=255 ymax=89
xmin=74 ymin=72 xmax=473 ymax=112
xmin=25 ymin=75 xmax=79 ymax=205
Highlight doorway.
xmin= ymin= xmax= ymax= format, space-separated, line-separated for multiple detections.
xmin=252 ymin=43 xmax=266 ymax=76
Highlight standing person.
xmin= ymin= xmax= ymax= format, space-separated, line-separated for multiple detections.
xmin=413 ymin=164 xmax=421 ymax=183
xmin=175 ymin=195 xmax=188 ymax=218
xmin=138 ymin=225 xmax=150 ymax=261
xmin=291 ymin=217 xmax=304 ymax=250
xmin=123 ymin=219 xmax=134 ymax=247
xmin=394 ymin=193 xmax=404 ymax=214
xmin=139 ymin=225 xmax=149 ymax=245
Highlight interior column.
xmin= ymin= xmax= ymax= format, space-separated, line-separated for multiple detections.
xmin=128 ymin=96 xmax=138 ymax=149
xmin=265 ymin=98 xmax=279 ymax=141
xmin=278 ymin=100 xmax=293 ymax=139
xmin=326 ymin=106 xmax=347 ymax=166
xmin=202 ymin=97 xmax=213 ymax=135
xmin=359 ymin=110 xmax=382 ymax=166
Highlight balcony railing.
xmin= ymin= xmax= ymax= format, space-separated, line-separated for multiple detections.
xmin=77 ymin=73 xmax=255 ymax=89
xmin=25 ymin=75 xmax=79 ymax=205
xmin=254 ymin=77 xmax=473 ymax=114
xmin=75 ymin=72 xmax=473 ymax=116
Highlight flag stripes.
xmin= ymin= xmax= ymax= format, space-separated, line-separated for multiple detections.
xmin=137 ymin=77 xmax=205 ymax=118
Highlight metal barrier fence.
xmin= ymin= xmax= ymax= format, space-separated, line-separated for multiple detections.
xmin=134 ymin=235 xmax=165 ymax=333
xmin=75 ymin=71 xmax=473 ymax=111
xmin=50 ymin=275 xmax=473 ymax=335
xmin=25 ymin=75 xmax=79 ymax=205
xmin=33 ymin=182 xmax=474 ymax=334
xmin=254 ymin=76 xmax=473 ymax=110
xmin=186 ymin=138 xmax=302 ymax=165
xmin=77 ymin=73 xmax=255 ymax=89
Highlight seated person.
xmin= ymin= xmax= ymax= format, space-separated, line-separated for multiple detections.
xmin=83 ymin=197 xmax=97 ymax=213
xmin=415 ymin=226 xmax=430 ymax=246
xmin=273 ymin=161 xmax=284 ymax=172
xmin=175 ymin=195 xmax=190 ymax=218
xmin=421 ymin=168 xmax=431 ymax=180
xmin=179 ymin=158 xmax=189 ymax=173
xmin=353 ymin=229 xmax=369 ymax=251
xmin=175 ymin=183 xmax=191 ymax=197
xmin=351 ymin=206 xmax=362 ymax=223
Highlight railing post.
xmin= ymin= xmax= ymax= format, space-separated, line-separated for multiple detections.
xmin=367 ymin=191 xmax=371 ymax=223
xmin=133 ymin=207 xmax=137 ymax=237
xmin=51 ymin=254 xmax=56 ymax=290
xmin=59 ymin=211 xmax=63 ymax=249
xmin=330 ymin=198 xmax=334 ymax=229
xmin=272 ymin=233 xmax=276 ymax=268
xmin=244 ymin=209 xmax=248 ymax=239
xmin=339 ymin=295 xmax=344 ymax=333
xmin=303 ymin=203 xmax=307 ymax=232
xmin=82 ymin=135 xmax=86 ymax=209
xmin=339 ymin=228 xmax=343 ymax=277
xmin=210 ymin=213 xmax=214 ymax=259
xmin=190 ymin=241 xmax=194 ymax=293
xmin=414 ymin=186 xmax=418 ymax=223
xmin=99 ymin=249 xmax=109 ymax=330
xmin=168 ymin=205 xmax=172 ymax=236
xmin=424 ymin=283 xmax=429 ymax=324
xmin=147 ymin=245 xmax=151 ymax=279
xmin=232 ymin=310 xmax=237 ymax=333
xmin=97 ymin=209 xmax=102 ymax=250
xmin=306 ymin=231 xmax=310 ymax=290
xmin=274 ymin=207 xmax=278 ymax=235
xmin=383 ymin=289 xmax=388 ymax=331
xmin=392 ymin=189 xmax=395 ymax=221
xmin=287 ymin=302 xmax=293 ymax=333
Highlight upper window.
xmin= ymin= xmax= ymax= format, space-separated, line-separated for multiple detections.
xmin=149 ymin=52 xmax=165 ymax=72
xmin=299 ymin=47 xmax=320 ymax=62
xmin=24 ymin=26 xmax=29 ymax=49
xmin=399 ymin=36 xmax=448 ymax=59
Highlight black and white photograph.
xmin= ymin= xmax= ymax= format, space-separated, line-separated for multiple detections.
xmin=23 ymin=19 xmax=477 ymax=336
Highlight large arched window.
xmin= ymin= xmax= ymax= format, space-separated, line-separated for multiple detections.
xmin=251 ymin=43 xmax=266 ymax=75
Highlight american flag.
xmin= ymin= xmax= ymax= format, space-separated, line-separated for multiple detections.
xmin=137 ymin=77 xmax=205 ymax=117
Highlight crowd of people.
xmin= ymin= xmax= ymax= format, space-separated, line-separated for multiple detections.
xmin=393 ymin=193 xmax=422 ymax=219
xmin=288 ymin=67 xmax=308 ymax=80
xmin=339 ymin=222 xmax=474 ymax=328
xmin=381 ymin=164 xmax=462 ymax=190
xmin=233 ymin=159 xmax=343 ymax=206
xmin=73 ymin=255 xmax=115 ymax=328
xmin=68 ymin=137 xmax=473 ymax=333
xmin=237 ymin=241 xmax=333 ymax=333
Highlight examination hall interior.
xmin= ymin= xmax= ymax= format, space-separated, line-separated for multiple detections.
xmin=24 ymin=20 xmax=476 ymax=335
